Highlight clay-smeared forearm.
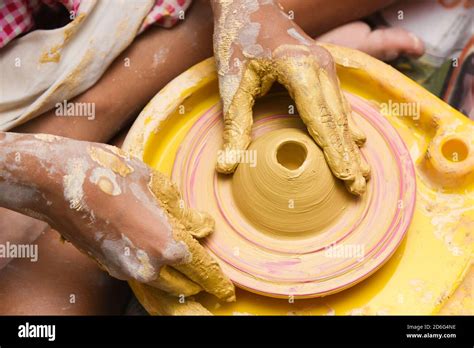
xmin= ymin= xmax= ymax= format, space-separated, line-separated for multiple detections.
xmin=0 ymin=132 xmax=184 ymax=282
xmin=0 ymin=131 xmax=235 ymax=302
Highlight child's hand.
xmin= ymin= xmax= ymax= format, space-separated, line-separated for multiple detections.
xmin=0 ymin=132 xmax=235 ymax=302
xmin=211 ymin=0 xmax=370 ymax=195
xmin=317 ymin=21 xmax=424 ymax=61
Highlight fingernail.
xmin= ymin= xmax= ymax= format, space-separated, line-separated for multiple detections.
xmin=384 ymin=51 xmax=399 ymax=61
xmin=408 ymin=32 xmax=422 ymax=51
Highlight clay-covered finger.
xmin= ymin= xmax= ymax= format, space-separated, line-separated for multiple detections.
xmin=319 ymin=68 xmax=370 ymax=181
xmin=216 ymin=67 xmax=261 ymax=174
xmin=335 ymin=90 xmax=371 ymax=180
xmin=171 ymin=223 xmax=235 ymax=302
xmin=342 ymin=99 xmax=367 ymax=146
xmin=148 ymin=265 xmax=202 ymax=297
xmin=341 ymin=143 xmax=369 ymax=195
xmin=316 ymin=67 xmax=369 ymax=193
xmin=130 ymin=281 xmax=212 ymax=316
xmin=147 ymin=170 xmax=234 ymax=300
xmin=348 ymin=113 xmax=367 ymax=146
xmin=149 ymin=169 xmax=214 ymax=238
xmin=342 ymin=103 xmax=370 ymax=179
xmin=312 ymin=44 xmax=366 ymax=146
xmin=275 ymin=55 xmax=353 ymax=180
xmin=276 ymin=53 xmax=370 ymax=195
xmin=182 ymin=209 xmax=214 ymax=239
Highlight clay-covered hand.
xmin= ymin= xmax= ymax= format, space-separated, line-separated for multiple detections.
xmin=211 ymin=0 xmax=370 ymax=195
xmin=0 ymin=132 xmax=235 ymax=302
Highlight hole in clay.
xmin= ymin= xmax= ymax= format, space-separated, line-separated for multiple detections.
xmin=276 ymin=141 xmax=307 ymax=170
xmin=441 ymin=138 xmax=469 ymax=162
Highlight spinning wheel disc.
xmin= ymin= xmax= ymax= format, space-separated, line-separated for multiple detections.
xmin=171 ymin=92 xmax=416 ymax=299
xmin=125 ymin=55 xmax=473 ymax=314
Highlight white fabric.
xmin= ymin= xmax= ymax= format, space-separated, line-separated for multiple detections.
xmin=0 ymin=0 xmax=155 ymax=131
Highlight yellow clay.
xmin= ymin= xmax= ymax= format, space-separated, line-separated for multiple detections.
xmin=148 ymin=170 xmax=236 ymax=303
xmin=217 ymin=45 xmax=370 ymax=195
xmin=233 ymin=128 xmax=350 ymax=235
xmin=88 ymin=146 xmax=134 ymax=177
xmin=123 ymin=48 xmax=473 ymax=315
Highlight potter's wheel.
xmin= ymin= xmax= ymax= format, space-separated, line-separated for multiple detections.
xmin=170 ymin=92 xmax=415 ymax=299
xmin=125 ymin=53 xmax=474 ymax=314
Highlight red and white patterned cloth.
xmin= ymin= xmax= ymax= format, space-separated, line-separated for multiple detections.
xmin=141 ymin=0 xmax=191 ymax=31
xmin=0 ymin=0 xmax=192 ymax=48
